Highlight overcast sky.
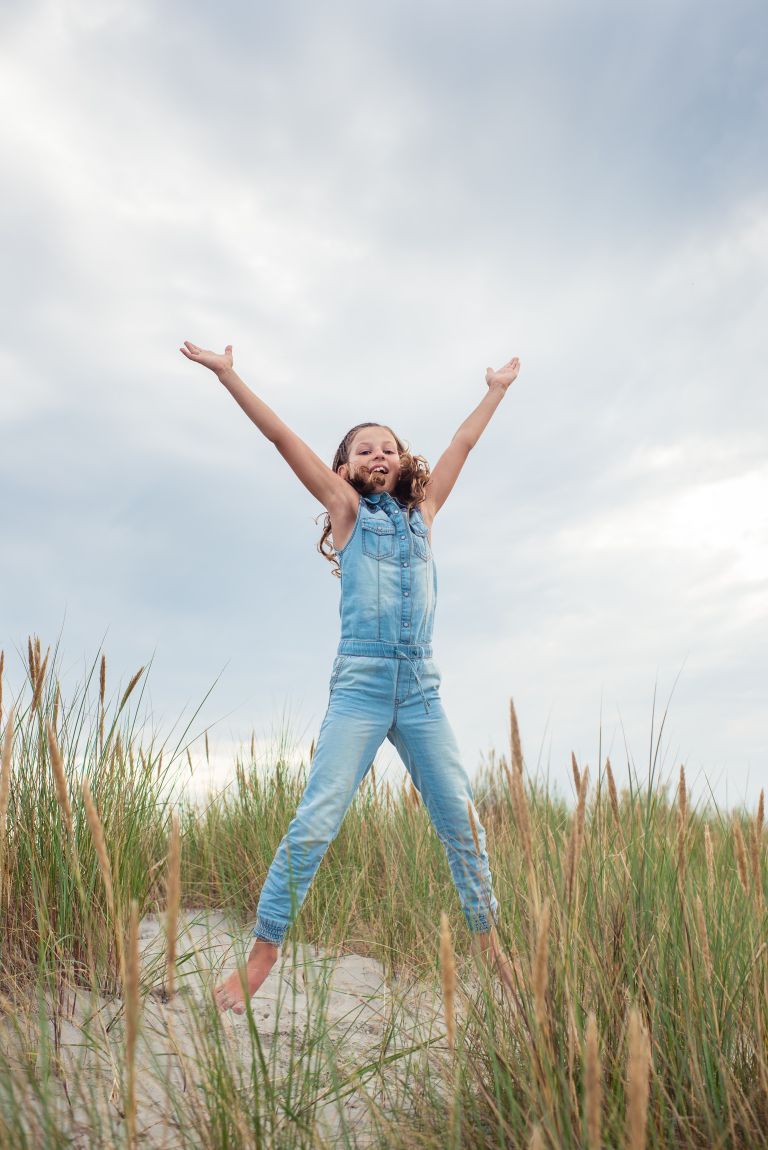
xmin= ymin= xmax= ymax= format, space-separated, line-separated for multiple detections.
xmin=2 ymin=0 xmax=766 ymax=809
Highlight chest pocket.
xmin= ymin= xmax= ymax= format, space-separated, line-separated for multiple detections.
xmin=410 ymin=519 xmax=431 ymax=561
xmin=361 ymin=518 xmax=396 ymax=560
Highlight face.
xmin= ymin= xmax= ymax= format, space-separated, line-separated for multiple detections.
xmin=339 ymin=426 xmax=402 ymax=494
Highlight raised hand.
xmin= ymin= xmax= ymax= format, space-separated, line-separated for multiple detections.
xmin=179 ymin=341 xmax=234 ymax=377
xmin=485 ymin=357 xmax=521 ymax=392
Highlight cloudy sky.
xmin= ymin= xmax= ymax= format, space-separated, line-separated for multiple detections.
xmin=2 ymin=0 xmax=766 ymax=808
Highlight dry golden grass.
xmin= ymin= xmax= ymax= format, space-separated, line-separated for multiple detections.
xmin=571 ymin=750 xmax=581 ymax=793
xmin=677 ymin=765 xmax=687 ymax=885
xmin=0 ymin=706 xmax=13 ymax=884
xmin=125 ymin=899 xmax=140 ymax=1150
xmin=694 ymin=892 xmax=713 ymax=985
xmin=439 ymin=910 xmax=456 ymax=1054
xmin=533 ymin=899 xmax=550 ymax=1034
xmin=47 ymin=721 xmax=73 ymax=841
xmin=625 ymin=1006 xmax=651 ymax=1150
xmin=704 ymin=823 xmax=715 ymax=899
xmin=584 ymin=1010 xmax=602 ymax=1150
xmin=165 ymin=811 xmax=181 ymax=999
xmin=29 ymin=645 xmax=50 ymax=713
xmin=509 ymin=696 xmax=523 ymax=776
xmin=528 ymin=1124 xmax=545 ymax=1150
xmin=606 ymin=756 xmax=620 ymax=825
xmin=733 ymin=818 xmax=749 ymax=895
xmin=2 ymin=659 xmax=767 ymax=1150
xmin=119 ymin=666 xmax=145 ymax=714
xmin=566 ymin=768 xmax=589 ymax=902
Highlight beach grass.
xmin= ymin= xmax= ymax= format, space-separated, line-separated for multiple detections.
xmin=0 ymin=639 xmax=766 ymax=1148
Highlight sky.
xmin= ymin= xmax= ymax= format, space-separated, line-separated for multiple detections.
xmin=1 ymin=0 xmax=766 ymax=809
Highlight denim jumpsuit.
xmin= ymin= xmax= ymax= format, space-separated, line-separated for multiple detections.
xmin=254 ymin=490 xmax=499 ymax=944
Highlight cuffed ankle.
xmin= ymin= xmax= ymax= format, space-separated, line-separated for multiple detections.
xmin=463 ymin=907 xmax=498 ymax=934
xmin=253 ymin=914 xmax=288 ymax=946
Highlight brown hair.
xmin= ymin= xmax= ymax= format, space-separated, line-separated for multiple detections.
xmin=317 ymin=422 xmax=431 ymax=577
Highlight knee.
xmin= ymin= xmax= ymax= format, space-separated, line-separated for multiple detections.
xmin=287 ymin=805 xmax=342 ymax=850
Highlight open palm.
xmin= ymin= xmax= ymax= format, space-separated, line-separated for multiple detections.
xmin=485 ymin=357 xmax=520 ymax=391
xmin=180 ymin=341 xmax=234 ymax=375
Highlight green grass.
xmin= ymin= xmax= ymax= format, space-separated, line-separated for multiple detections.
xmin=1 ymin=639 xmax=766 ymax=1148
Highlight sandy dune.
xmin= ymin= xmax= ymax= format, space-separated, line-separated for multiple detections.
xmin=1 ymin=911 xmax=450 ymax=1147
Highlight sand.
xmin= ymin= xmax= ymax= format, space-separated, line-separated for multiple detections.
xmin=0 ymin=911 xmax=452 ymax=1148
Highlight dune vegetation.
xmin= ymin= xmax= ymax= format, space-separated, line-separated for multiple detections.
xmin=0 ymin=638 xmax=766 ymax=1148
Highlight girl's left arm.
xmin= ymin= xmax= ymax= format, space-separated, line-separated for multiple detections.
xmin=423 ymin=357 xmax=520 ymax=519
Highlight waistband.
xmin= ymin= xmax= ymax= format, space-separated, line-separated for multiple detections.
xmin=337 ymin=640 xmax=433 ymax=659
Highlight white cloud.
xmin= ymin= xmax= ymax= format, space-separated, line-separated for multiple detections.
xmin=2 ymin=0 xmax=766 ymax=809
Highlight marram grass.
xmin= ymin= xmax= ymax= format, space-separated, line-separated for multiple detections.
xmin=0 ymin=641 xmax=766 ymax=1149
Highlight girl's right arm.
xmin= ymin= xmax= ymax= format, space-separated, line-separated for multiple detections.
xmin=180 ymin=341 xmax=355 ymax=515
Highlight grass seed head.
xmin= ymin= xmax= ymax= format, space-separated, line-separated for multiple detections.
xmin=511 ymin=765 xmax=533 ymax=874
xmin=533 ymin=899 xmax=550 ymax=1032
xmin=704 ymin=824 xmax=715 ymax=898
xmin=585 ymin=1010 xmax=602 ymax=1150
xmin=165 ymin=812 xmax=181 ymax=998
xmin=0 ymin=706 xmax=15 ymax=856
xmin=566 ymin=768 xmax=589 ymax=901
xmin=625 ymin=1006 xmax=651 ymax=1150
xmin=733 ymin=819 xmax=749 ymax=895
xmin=509 ymin=697 xmax=523 ymax=776
xmin=749 ymin=824 xmax=764 ymax=909
xmin=47 ymin=722 xmax=73 ymax=840
xmin=82 ymin=777 xmax=115 ymax=918
xmin=695 ymin=893 xmax=712 ymax=984
xmin=119 ymin=666 xmax=145 ymax=714
xmin=571 ymin=751 xmax=581 ymax=793
xmin=677 ymin=765 xmax=688 ymax=884
xmin=529 ymin=1126 xmax=545 ymax=1150
xmin=125 ymin=899 xmax=140 ymax=1148
xmin=30 ymin=647 xmax=50 ymax=713
xmin=606 ymin=757 xmax=620 ymax=824
xmin=439 ymin=911 xmax=456 ymax=1053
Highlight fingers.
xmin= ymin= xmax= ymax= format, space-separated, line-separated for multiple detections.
xmin=179 ymin=341 xmax=233 ymax=363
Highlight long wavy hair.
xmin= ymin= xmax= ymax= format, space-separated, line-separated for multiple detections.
xmin=317 ymin=422 xmax=431 ymax=577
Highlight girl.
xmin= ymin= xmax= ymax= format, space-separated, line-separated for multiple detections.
xmin=179 ymin=341 xmax=521 ymax=1012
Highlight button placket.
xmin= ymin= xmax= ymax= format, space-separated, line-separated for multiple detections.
xmin=384 ymin=495 xmax=413 ymax=644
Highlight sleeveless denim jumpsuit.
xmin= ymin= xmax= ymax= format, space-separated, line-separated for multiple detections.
xmin=254 ymin=491 xmax=499 ymax=944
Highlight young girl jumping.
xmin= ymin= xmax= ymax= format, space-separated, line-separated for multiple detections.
xmin=179 ymin=341 xmax=521 ymax=1012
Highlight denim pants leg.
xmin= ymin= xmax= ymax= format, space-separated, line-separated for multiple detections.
xmin=386 ymin=656 xmax=499 ymax=933
xmin=254 ymin=653 xmax=498 ymax=945
xmin=254 ymin=655 xmax=395 ymax=944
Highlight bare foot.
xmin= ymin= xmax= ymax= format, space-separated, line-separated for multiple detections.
xmin=214 ymin=939 xmax=279 ymax=1014
xmin=473 ymin=929 xmax=523 ymax=996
